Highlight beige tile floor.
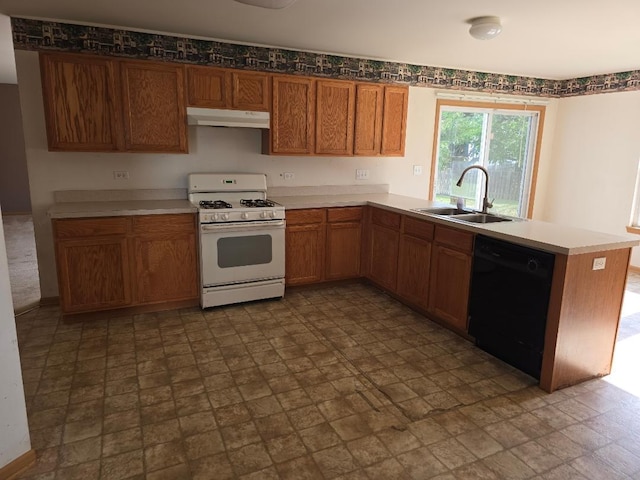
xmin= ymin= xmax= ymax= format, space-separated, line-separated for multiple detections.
xmin=14 ymin=276 xmax=640 ymax=479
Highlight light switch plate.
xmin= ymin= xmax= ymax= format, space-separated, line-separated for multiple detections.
xmin=592 ymin=257 xmax=606 ymax=270
xmin=113 ymin=171 xmax=129 ymax=180
xmin=283 ymin=172 xmax=295 ymax=180
xmin=413 ymin=165 xmax=423 ymax=176
xmin=356 ymin=169 xmax=369 ymax=180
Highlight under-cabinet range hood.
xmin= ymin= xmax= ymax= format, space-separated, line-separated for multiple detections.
xmin=186 ymin=107 xmax=270 ymax=129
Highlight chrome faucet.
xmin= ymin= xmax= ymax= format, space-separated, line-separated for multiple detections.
xmin=456 ymin=165 xmax=493 ymax=214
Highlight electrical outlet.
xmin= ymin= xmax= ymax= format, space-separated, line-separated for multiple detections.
xmin=113 ymin=171 xmax=129 ymax=180
xmin=413 ymin=165 xmax=423 ymax=176
xmin=592 ymin=257 xmax=606 ymax=270
xmin=282 ymin=172 xmax=295 ymax=181
xmin=356 ymin=169 xmax=369 ymax=180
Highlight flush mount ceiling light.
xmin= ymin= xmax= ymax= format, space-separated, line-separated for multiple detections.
xmin=468 ymin=16 xmax=503 ymax=40
xmin=233 ymin=0 xmax=298 ymax=8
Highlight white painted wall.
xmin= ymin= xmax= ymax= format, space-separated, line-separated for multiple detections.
xmin=0 ymin=202 xmax=31 ymax=468
xmin=14 ymin=50 xmax=559 ymax=298
xmin=542 ymin=91 xmax=640 ymax=265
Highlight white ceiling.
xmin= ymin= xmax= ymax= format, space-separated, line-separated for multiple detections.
xmin=1 ymin=0 xmax=640 ymax=81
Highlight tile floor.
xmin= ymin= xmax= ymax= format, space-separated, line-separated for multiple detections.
xmin=14 ymin=278 xmax=640 ymax=479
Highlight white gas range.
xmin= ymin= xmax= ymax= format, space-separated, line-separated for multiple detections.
xmin=188 ymin=173 xmax=285 ymax=308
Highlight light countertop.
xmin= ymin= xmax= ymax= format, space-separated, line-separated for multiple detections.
xmin=271 ymin=193 xmax=640 ymax=255
xmin=48 ymin=199 xmax=197 ymax=218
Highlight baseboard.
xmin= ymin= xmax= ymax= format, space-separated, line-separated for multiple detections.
xmin=0 ymin=211 xmax=32 ymax=216
xmin=0 ymin=449 xmax=36 ymax=480
xmin=39 ymin=296 xmax=59 ymax=306
xmin=628 ymin=265 xmax=640 ymax=274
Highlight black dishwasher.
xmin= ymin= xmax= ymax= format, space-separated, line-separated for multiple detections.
xmin=468 ymin=235 xmax=555 ymax=379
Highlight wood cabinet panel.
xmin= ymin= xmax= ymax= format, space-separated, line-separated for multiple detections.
xmin=56 ymin=236 xmax=131 ymax=313
xmin=231 ymin=70 xmax=270 ymax=111
xmin=397 ymin=234 xmax=432 ymax=310
xmin=133 ymin=231 xmax=198 ymax=304
xmin=354 ymin=84 xmax=384 ymax=156
xmin=186 ymin=66 xmax=230 ymax=108
xmin=381 ymin=86 xmax=408 ymax=156
xmin=429 ymin=244 xmax=472 ymax=331
xmin=120 ymin=61 xmax=188 ymax=153
xmin=327 ymin=207 xmax=363 ymax=223
xmin=132 ymin=214 xmax=195 ymax=234
xmin=286 ymin=208 xmax=326 ymax=225
xmin=403 ymin=216 xmax=434 ymax=242
xmin=326 ymin=221 xmax=361 ymax=280
xmin=54 ymin=217 xmax=130 ymax=238
xmin=371 ymin=208 xmax=401 ymax=230
xmin=40 ymin=53 xmax=123 ymax=151
xmin=315 ymin=80 xmax=355 ymax=155
xmin=434 ymin=225 xmax=473 ymax=253
xmin=269 ymin=76 xmax=315 ymax=154
xmin=286 ymin=223 xmax=325 ymax=285
xmin=369 ymin=224 xmax=399 ymax=291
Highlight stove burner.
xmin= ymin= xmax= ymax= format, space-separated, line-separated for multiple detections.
xmin=199 ymin=200 xmax=233 ymax=209
xmin=240 ymin=199 xmax=276 ymax=208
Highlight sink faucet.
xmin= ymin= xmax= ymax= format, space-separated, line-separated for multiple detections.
xmin=456 ymin=165 xmax=493 ymax=214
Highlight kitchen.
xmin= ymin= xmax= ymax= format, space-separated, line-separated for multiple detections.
xmin=2 ymin=1 xmax=640 ymax=478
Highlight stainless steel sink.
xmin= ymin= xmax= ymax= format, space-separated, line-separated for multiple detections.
xmin=413 ymin=207 xmax=470 ymax=216
xmin=453 ymin=213 xmax=512 ymax=224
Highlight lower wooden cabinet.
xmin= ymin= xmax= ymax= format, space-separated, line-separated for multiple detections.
xmin=397 ymin=216 xmax=434 ymax=311
xmin=285 ymin=207 xmax=363 ymax=285
xmin=53 ymin=213 xmax=198 ymax=315
xmin=428 ymin=225 xmax=474 ymax=332
xmin=368 ymin=208 xmax=401 ymax=292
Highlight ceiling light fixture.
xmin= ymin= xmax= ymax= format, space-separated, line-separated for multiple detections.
xmin=468 ymin=16 xmax=503 ymax=40
xmin=233 ymin=0 xmax=298 ymax=9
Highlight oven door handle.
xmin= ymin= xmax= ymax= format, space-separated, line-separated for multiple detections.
xmin=201 ymin=220 xmax=286 ymax=233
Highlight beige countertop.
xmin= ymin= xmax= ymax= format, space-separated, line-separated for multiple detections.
xmin=271 ymin=193 xmax=640 ymax=255
xmin=48 ymin=199 xmax=197 ymax=218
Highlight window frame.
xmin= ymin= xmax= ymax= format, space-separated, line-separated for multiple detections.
xmin=429 ymin=99 xmax=546 ymax=219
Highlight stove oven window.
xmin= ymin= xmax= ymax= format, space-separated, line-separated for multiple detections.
xmin=217 ymin=235 xmax=273 ymax=268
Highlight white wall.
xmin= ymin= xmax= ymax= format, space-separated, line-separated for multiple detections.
xmin=14 ymin=49 xmax=559 ymax=298
xmin=542 ymin=91 xmax=640 ymax=264
xmin=0 ymin=202 xmax=31 ymax=468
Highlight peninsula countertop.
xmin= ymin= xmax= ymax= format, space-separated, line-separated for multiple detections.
xmin=270 ymin=193 xmax=639 ymax=255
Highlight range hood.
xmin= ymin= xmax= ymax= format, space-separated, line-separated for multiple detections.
xmin=186 ymin=107 xmax=270 ymax=129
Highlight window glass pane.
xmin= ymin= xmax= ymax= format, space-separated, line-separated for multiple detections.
xmin=433 ymin=105 xmax=539 ymax=217
xmin=217 ymin=235 xmax=272 ymax=268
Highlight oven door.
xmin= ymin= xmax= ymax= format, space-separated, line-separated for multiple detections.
xmin=200 ymin=220 xmax=285 ymax=287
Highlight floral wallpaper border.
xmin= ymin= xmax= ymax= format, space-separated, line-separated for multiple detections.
xmin=10 ymin=17 xmax=640 ymax=99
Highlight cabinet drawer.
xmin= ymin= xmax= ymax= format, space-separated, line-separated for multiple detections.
xmin=133 ymin=214 xmax=195 ymax=234
xmin=371 ymin=208 xmax=401 ymax=230
xmin=286 ymin=208 xmax=326 ymax=225
xmin=403 ymin=216 xmax=434 ymax=241
xmin=327 ymin=207 xmax=363 ymax=223
xmin=55 ymin=217 xmax=130 ymax=238
xmin=434 ymin=225 xmax=474 ymax=253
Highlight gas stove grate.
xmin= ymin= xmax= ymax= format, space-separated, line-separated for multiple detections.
xmin=240 ymin=199 xmax=276 ymax=208
xmin=199 ymin=200 xmax=233 ymax=209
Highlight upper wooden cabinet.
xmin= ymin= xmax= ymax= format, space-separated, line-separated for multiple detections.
xmin=354 ymin=84 xmax=384 ymax=156
xmin=268 ymin=75 xmax=316 ymax=155
xmin=120 ymin=61 xmax=188 ymax=153
xmin=186 ymin=66 xmax=270 ymax=111
xmin=40 ymin=53 xmax=188 ymax=153
xmin=381 ymin=86 xmax=409 ymax=156
xmin=40 ymin=53 xmax=124 ymax=152
xmin=315 ymin=80 xmax=355 ymax=155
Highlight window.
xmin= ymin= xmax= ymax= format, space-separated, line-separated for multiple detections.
xmin=430 ymin=99 xmax=545 ymax=218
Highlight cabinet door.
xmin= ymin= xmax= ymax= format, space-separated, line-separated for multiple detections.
xmin=397 ymin=235 xmax=432 ymax=310
xmin=270 ymin=75 xmax=315 ymax=154
xmin=186 ymin=66 xmax=230 ymax=108
xmin=132 ymin=214 xmax=198 ymax=304
xmin=369 ymin=224 xmax=399 ymax=292
xmin=40 ymin=53 xmax=123 ymax=151
xmin=231 ymin=70 xmax=270 ymax=111
xmin=429 ymin=244 xmax=472 ymax=331
xmin=315 ymin=80 xmax=355 ymax=155
xmin=286 ymin=224 xmax=325 ymax=285
xmin=354 ymin=84 xmax=383 ymax=156
xmin=120 ymin=61 xmax=188 ymax=153
xmin=381 ymin=86 xmax=408 ymax=156
xmin=326 ymin=222 xmax=361 ymax=280
xmin=56 ymin=236 xmax=131 ymax=313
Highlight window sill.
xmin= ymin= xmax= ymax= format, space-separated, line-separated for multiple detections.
xmin=626 ymin=226 xmax=640 ymax=235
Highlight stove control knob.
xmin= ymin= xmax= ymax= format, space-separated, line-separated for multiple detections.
xmin=212 ymin=213 xmax=219 ymax=221
xmin=241 ymin=212 xmax=249 ymax=220
xmin=260 ymin=211 xmax=268 ymax=219
xmin=221 ymin=213 xmax=229 ymax=221
xmin=269 ymin=211 xmax=276 ymax=218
